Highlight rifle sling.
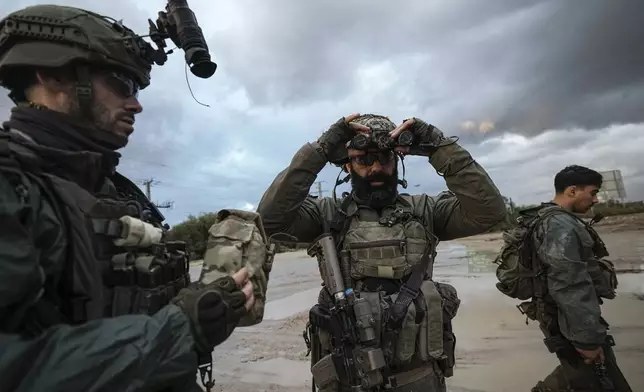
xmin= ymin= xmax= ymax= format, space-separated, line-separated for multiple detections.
xmin=387 ymin=242 xmax=431 ymax=328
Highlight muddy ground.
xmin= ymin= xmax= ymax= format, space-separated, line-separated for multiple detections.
xmin=192 ymin=213 xmax=644 ymax=392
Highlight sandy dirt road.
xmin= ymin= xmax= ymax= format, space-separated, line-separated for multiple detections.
xmin=191 ymin=215 xmax=644 ymax=392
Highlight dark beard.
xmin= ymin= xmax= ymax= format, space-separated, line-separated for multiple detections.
xmin=67 ymin=94 xmax=129 ymax=149
xmin=350 ymin=168 xmax=398 ymax=209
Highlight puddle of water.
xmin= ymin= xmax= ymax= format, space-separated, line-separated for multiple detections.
xmin=616 ymin=273 xmax=644 ymax=294
xmin=239 ymin=358 xmax=311 ymax=386
xmin=435 ymin=242 xmax=498 ymax=275
xmin=263 ymin=287 xmax=320 ymax=320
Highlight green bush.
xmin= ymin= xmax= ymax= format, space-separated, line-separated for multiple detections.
xmin=166 ymin=212 xmax=218 ymax=259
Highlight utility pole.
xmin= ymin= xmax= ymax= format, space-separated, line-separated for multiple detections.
xmin=138 ymin=178 xmax=173 ymax=209
xmin=313 ymin=180 xmax=328 ymax=197
xmin=140 ymin=178 xmax=159 ymax=199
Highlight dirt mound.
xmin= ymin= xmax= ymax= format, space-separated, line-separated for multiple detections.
xmin=594 ymin=213 xmax=644 ymax=232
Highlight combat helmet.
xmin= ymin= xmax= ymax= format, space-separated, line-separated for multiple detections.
xmin=351 ymin=114 xmax=397 ymax=133
xmin=0 ymin=5 xmax=155 ymax=102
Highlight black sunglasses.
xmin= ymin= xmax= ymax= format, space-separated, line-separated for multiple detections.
xmin=102 ymin=71 xmax=140 ymax=98
xmin=352 ymin=151 xmax=395 ymax=166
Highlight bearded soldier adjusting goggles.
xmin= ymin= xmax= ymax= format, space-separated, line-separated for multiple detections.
xmin=299 ymin=115 xmax=466 ymax=392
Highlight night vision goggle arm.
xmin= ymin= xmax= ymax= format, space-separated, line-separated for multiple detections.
xmin=147 ymin=0 xmax=217 ymax=79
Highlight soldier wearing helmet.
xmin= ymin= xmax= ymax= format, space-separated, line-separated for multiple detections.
xmin=257 ymin=113 xmax=506 ymax=391
xmin=0 ymin=5 xmax=253 ymax=391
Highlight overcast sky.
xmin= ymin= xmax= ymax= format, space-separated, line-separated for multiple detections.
xmin=1 ymin=0 xmax=643 ymax=225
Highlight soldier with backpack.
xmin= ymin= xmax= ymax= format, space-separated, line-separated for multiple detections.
xmin=494 ymin=165 xmax=632 ymax=392
xmin=257 ymin=113 xmax=506 ymax=391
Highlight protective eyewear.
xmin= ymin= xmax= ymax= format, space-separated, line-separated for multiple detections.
xmin=352 ymin=151 xmax=395 ymax=166
xmin=103 ymin=71 xmax=140 ymax=98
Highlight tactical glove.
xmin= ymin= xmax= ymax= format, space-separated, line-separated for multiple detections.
xmin=402 ymin=118 xmax=447 ymax=157
xmin=171 ymin=276 xmax=247 ymax=352
xmin=317 ymin=117 xmax=356 ymax=164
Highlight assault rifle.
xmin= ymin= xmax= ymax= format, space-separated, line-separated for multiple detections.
xmin=306 ymin=231 xmax=386 ymax=391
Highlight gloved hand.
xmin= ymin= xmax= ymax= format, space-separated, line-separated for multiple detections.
xmin=171 ymin=268 xmax=254 ymax=352
xmin=390 ymin=117 xmax=447 ymax=157
xmin=317 ymin=113 xmax=370 ymax=164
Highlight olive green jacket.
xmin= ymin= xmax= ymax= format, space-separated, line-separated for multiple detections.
xmin=257 ymin=141 xmax=506 ymax=243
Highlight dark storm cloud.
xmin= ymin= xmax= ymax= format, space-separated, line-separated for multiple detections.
xmin=3 ymin=0 xmax=644 ymax=224
xmin=208 ymin=0 xmax=644 ymax=136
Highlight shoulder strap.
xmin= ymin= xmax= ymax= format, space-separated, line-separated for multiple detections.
xmin=527 ymin=205 xmax=578 ymax=307
xmin=385 ymin=195 xmax=432 ymax=328
xmin=386 ymin=238 xmax=432 ymax=329
xmin=329 ymin=195 xmax=353 ymax=250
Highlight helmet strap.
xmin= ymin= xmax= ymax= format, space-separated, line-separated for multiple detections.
xmin=75 ymin=65 xmax=93 ymax=119
xmin=397 ymin=152 xmax=408 ymax=189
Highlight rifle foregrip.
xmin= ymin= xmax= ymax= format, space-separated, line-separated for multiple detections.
xmin=317 ymin=234 xmax=346 ymax=298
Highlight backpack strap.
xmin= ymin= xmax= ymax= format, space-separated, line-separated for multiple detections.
xmin=527 ymin=205 xmax=576 ymax=323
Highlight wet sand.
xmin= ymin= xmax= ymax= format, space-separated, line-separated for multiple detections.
xmin=192 ymin=227 xmax=644 ymax=392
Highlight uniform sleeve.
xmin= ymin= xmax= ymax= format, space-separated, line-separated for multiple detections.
xmin=0 ymin=173 xmax=199 ymax=392
xmin=537 ymin=214 xmax=607 ymax=349
xmin=0 ymin=305 xmax=198 ymax=392
xmin=256 ymin=142 xmax=330 ymax=243
xmin=428 ymin=143 xmax=506 ymax=241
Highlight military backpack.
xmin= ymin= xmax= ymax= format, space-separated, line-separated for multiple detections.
xmin=198 ymin=208 xmax=275 ymax=326
xmin=494 ymin=205 xmax=568 ymax=301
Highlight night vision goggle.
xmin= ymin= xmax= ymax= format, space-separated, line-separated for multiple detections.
xmin=347 ymin=129 xmax=414 ymax=151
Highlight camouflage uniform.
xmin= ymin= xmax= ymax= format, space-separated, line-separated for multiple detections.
xmin=257 ymin=116 xmax=506 ymax=391
xmin=531 ymin=203 xmax=632 ymax=392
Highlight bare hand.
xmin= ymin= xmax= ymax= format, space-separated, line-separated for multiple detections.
xmin=232 ymin=267 xmax=255 ymax=311
xmin=577 ymin=346 xmax=605 ymax=364
xmin=345 ymin=113 xmax=371 ymax=134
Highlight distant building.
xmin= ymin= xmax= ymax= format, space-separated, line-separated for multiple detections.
xmin=597 ymin=170 xmax=627 ymax=203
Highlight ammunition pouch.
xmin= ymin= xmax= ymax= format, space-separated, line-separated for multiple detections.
xmin=305 ymin=305 xmax=337 ymax=391
xmin=105 ymin=242 xmax=190 ymax=317
xmin=307 ymin=280 xmax=460 ymax=390
xmin=199 ymin=209 xmax=275 ymax=327
xmin=597 ymin=258 xmax=618 ymax=300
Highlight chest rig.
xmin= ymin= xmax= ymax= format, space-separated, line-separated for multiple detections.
xmin=91 ymin=173 xmax=190 ymax=319
xmin=0 ymin=134 xmax=189 ymax=329
xmin=327 ymin=195 xmax=438 ymax=292
xmin=305 ymin=195 xmax=457 ymax=392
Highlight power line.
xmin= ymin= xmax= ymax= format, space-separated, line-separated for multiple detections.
xmin=137 ymin=177 xmax=174 ymax=209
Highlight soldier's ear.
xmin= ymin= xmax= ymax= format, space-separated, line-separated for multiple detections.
xmin=565 ymin=185 xmax=577 ymax=198
xmin=35 ymin=68 xmax=73 ymax=94
xmin=343 ymin=163 xmax=350 ymax=173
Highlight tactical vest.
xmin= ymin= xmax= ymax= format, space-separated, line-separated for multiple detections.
xmin=306 ymin=195 xmax=461 ymax=392
xmin=0 ymin=134 xmax=190 ymax=332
